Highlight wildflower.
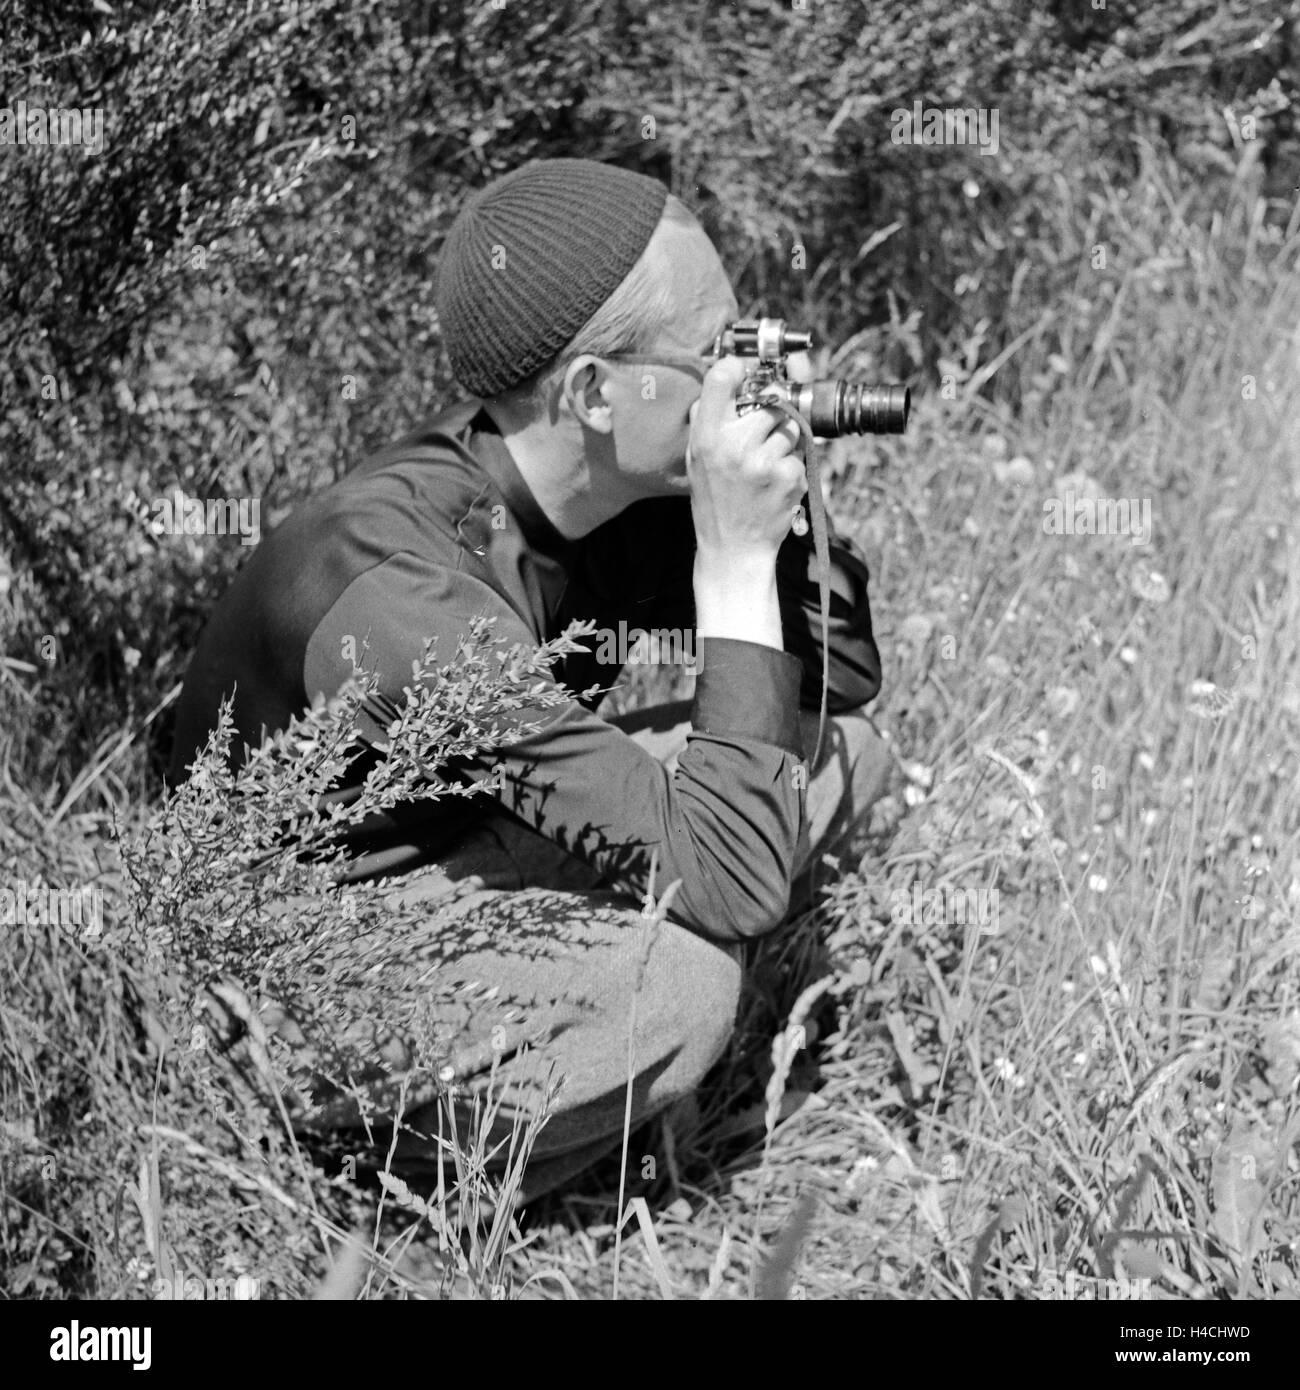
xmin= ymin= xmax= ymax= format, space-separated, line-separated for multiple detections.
xmin=992 ymin=1056 xmax=1025 ymax=1088
xmin=985 ymin=653 xmax=1013 ymax=679
xmin=848 ymin=1156 xmax=878 ymax=1192
xmin=1130 ymin=565 xmax=1171 ymax=604
xmin=982 ymin=434 xmax=1008 ymax=461
xmin=1046 ymin=685 xmax=1079 ymax=718
xmin=1186 ymin=680 xmax=1237 ymax=720
xmin=994 ymin=455 xmax=1034 ymax=486
xmin=897 ymin=614 xmax=933 ymax=646
xmin=900 ymin=759 xmax=933 ymax=790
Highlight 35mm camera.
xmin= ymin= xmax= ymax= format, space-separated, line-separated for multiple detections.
xmin=714 ymin=317 xmax=911 ymax=437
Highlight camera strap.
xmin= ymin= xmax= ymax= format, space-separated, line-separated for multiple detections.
xmin=763 ymin=397 xmax=830 ymax=771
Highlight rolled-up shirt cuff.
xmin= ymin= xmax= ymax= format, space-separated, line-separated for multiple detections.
xmin=691 ymin=636 xmax=803 ymax=756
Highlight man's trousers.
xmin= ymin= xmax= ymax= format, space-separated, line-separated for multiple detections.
xmin=242 ymin=702 xmax=890 ymax=1202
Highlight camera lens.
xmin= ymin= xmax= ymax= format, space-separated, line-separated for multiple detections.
xmin=795 ymin=381 xmax=911 ymax=436
xmin=843 ymin=383 xmax=910 ymax=435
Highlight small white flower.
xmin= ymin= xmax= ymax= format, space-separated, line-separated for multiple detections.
xmin=1131 ymin=566 xmax=1171 ymax=604
xmin=900 ymin=759 xmax=933 ymax=790
xmin=1186 ymin=680 xmax=1237 ymax=720
xmin=849 ymin=1155 xmax=878 ymax=1191
xmin=1047 ymin=685 xmax=1080 ymax=718
xmin=993 ymin=1056 xmax=1025 ymax=1088
xmin=985 ymin=654 xmax=1013 ymax=679
xmin=1087 ymin=874 xmax=1108 ymax=892
xmin=982 ymin=434 xmax=1008 ymax=461
xmin=994 ymin=455 xmax=1035 ymax=486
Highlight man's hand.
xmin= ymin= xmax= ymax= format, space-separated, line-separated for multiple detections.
xmin=687 ymin=355 xmax=806 ymax=565
xmin=686 ymin=355 xmax=805 ymax=652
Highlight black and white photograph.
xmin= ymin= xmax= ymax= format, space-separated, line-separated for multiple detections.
xmin=1 ymin=0 xmax=1297 ymax=1334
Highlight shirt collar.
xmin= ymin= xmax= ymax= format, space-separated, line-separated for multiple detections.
xmin=458 ymin=402 xmax=573 ymax=559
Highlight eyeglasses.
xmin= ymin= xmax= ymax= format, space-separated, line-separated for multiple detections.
xmin=593 ymin=350 xmax=717 ymax=384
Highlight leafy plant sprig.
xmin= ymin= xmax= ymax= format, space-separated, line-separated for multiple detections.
xmin=118 ymin=615 xmax=600 ymax=1066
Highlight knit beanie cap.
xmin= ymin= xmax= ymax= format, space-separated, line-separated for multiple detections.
xmin=436 ymin=158 xmax=670 ymax=398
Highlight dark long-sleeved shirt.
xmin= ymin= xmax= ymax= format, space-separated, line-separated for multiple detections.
xmin=168 ymin=400 xmax=882 ymax=939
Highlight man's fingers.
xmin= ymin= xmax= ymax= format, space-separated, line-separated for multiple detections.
xmin=742 ymin=404 xmax=803 ymax=459
xmin=765 ymin=407 xmax=804 ymax=449
xmin=694 ymin=359 xmax=805 ymax=454
xmin=695 ymin=353 xmax=751 ymax=414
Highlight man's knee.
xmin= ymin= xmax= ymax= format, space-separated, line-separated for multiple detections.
xmin=829 ymin=705 xmax=892 ymax=810
xmin=640 ymin=921 xmax=743 ymax=1084
xmin=389 ymin=909 xmax=742 ymax=1194
xmin=795 ymin=706 xmax=892 ymax=878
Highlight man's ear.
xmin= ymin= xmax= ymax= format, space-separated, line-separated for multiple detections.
xmin=561 ymin=357 xmax=614 ymax=434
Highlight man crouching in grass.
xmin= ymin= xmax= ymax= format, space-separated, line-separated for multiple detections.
xmin=168 ymin=158 xmax=891 ymax=1201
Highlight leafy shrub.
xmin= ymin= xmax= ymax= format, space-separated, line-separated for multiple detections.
xmin=3 ymin=0 xmax=1296 ymax=779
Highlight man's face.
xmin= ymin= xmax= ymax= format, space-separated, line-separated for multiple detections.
xmin=594 ymin=213 xmax=739 ymax=499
